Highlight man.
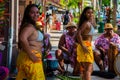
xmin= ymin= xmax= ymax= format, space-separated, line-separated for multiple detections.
xmin=94 ymin=23 xmax=120 ymax=73
xmin=55 ymin=22 xmax=79 ymax=75
xmin=62 ymin=11 xmax=70 ymax=32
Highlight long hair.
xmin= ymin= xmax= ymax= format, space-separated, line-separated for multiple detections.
xmin=19 ymin=4 xmax=38 ymax=35
xmin=78 ymin=6 xmax=93 ymax=29
xmin=18 ymin=4 xmax=38 ymax=49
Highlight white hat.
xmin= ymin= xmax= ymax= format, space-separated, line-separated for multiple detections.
xmin=66 ymin=22 xmax=77 ymax=29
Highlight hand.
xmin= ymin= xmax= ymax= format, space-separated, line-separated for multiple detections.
xmin=82 ymin=46 xmax=90 ymax=54
xmin=73 ymin=43 xmax=77 ymax=48
xmin=29 ymin=53 xmax=41 ymax=62
xmin=109 ymin=42 xmax=116 ymax=47
xmin=97 ymin=47 xmax=107 ymax=56
xmin=99 ymin=47 xmax=106 ymax=53
xmin=96 ymin=45 xmax=106 ymax=53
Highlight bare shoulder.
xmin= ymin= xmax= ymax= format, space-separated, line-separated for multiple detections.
xmin=21 ymin=24 xmax=36 ymax=33
xmin=80 ymin=22 xmax=91 ymax=35
xmin=80 ymin=22 xmax=90 ymax=31
xmin=20 ymin=24 xmax=37 ymax=39
xmin=24 ymin=24 xmax=35 ymax=30
xmin=85 ymin=22 xmax=91 ymax=27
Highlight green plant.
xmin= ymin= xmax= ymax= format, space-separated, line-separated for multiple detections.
xmin=73 ymin=17 xmax=79 ymax=23
xmin=56 ymin=75 xmax=82 ymax=80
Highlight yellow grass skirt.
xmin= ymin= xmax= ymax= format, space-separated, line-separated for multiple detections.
xmin=16 ymin=50 xmax=45 ymax=80
xmin=77 ymin=41 xmax=94 ymax=63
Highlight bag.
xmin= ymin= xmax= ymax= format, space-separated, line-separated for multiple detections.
xmin=47 ymin=60 xmax=58 ymax=71
xmin=92 ymin=71 xmax=116 ymax=79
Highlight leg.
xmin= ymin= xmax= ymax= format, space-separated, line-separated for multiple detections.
xmin=55 ymin=49 xmax=65 ymax=73
xmin=93 ymin=50 xmax=105 ymax=71
xmin=79 ymin=63 xmax=84 ymax=80
xmin=84 ymin=62 xmax=93 ymax=80
xmin=80 ymin=62 xmax=93 ymax=80
xmin=72 ymin=59 xmax=80 ymax=76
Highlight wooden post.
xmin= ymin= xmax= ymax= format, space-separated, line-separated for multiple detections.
xmin=42 ymin=0 xmax=47 ymax=33
xmin=112 ymin=0 xmax=117 ymax=27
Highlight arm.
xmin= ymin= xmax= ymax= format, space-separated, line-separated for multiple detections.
xmin=76 ymin=23 xmax=90 ymax=53
xmin=90 ymin=15 xmax=97 ymax=28
xmin=110 ymin=34 xmax=120 ymax=50
xmin=19 ymin=24 xmax=41 ymax=62
xmin=46 ymin=38 xmax=52 ymax=52
xmin=76 ymin=28 xmax=84 ymax=47
xmin=94 ymin=36 xmax=106 ymax=53
xmin=96 ymin=45 xmax=106 ymax=53
xmin=44 ymin=34 xmax=52 ymax=52
xmin=58 ymin=34 xmax=70 ymax=55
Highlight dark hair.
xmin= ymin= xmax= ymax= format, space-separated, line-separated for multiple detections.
xmin=18 ymin=4 xmax=38 ymax=49
xmin=66 ymin=10 xmax=69 ymax=14
xmin=19 ymin=4 xmax=38 ymax=33
xmin=78 ymin=6 xmax=93 ymax=29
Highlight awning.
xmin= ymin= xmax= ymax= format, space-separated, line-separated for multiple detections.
xmin=57 ymin=8 xmax=66 ymax=12
xmin=46 ymin=1 xmax=65 ymax=10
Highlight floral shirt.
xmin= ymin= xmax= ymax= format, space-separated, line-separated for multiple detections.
xmin=94 ymin=33 xmax=120 ymax=50
xmin=64 ymin=33 xmax=75 ymax=54
xmin=63 ymin=33 xmax=76 ymax=67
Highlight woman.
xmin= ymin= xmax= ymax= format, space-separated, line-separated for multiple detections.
xmin=94 ymin=23 xmax=120 ymax=73
xmin=48 ymin=14 xmax=53 ymax=30
xmin=16 ymin=4 xmax=45 ymax=80
xmin=76 ymin=6 xmax=95 ymax=80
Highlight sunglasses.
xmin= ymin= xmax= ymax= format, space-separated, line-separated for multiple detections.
xmin=67 ymin=26 xmax=76 ymax=29
xmin=105 ymin=28 xmax=113 ymax=30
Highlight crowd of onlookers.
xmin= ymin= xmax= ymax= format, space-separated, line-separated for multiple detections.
xmin=45 ymin=9 xmax=73 ymax=31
